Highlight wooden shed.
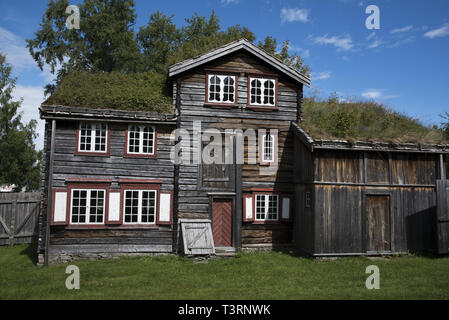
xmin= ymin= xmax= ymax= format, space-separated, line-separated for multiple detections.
xmin=292 ymin=123 xmax=449 ymax=256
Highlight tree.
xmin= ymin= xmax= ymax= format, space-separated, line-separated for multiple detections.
xmin=441 ymin=112 xmax=449 ymax=140
xmin=0 ymin=53 xmax=41 ymax=191
xmin=26 ymin=0 xmax=141 ymax=94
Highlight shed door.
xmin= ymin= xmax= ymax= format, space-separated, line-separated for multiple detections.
xmin=436 ymin=180 xmax=449 ymax=254
xmin=212 ymin=199 xmax=232 ymax=247
xmin=365 ymin=195 xmax=391 ymax=253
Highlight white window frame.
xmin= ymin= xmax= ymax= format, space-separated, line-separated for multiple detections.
xmin=249 ymin=77 xmax=276 ymax=107
xmin=255 ymin=194 xmax=279 ymax=221
xmin=123 ymin=189 xmax=157 ymax=225
xmin=127 ymin=125 xmax=156 ymax=155
xmin=262 ymin=133 xmax=275 ymax=163
xmin=207 ymin=74 xmax=236 ymax=104
xmin=78 ymin=122 xmax=108 ymax=153
xmin=70 ymin=189 xmax=106 ymax=225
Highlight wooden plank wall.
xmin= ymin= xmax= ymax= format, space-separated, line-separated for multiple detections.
xmin=177 ymin=50 xmax=300 ymax=245
xmin=308 ymin=149 xmax=439 ymax=255
xmin=46 ymin=121 xmax=176 ymax=254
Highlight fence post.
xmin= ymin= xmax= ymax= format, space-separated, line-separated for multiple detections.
xmin=9 ymin=200 xmax=17 ymax=246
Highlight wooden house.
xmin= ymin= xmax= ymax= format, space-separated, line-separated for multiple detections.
xmin=38 ymin=39 xmax=449 ymax=264
xmin=38 ymin=39 xmax=309 ymax=264
xmin=292 ymin=123 xmax=449 ymax=256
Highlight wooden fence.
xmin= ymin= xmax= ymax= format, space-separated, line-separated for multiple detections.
xmin=0 ymin=192 xmax=41 ymax=246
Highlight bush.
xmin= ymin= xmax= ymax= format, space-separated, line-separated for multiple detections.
xmin=44 ymin=71 xmax=173 ymax=113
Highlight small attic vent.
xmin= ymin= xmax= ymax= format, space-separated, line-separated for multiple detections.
xmin=179 ymin=219 xmax=215 ymax=255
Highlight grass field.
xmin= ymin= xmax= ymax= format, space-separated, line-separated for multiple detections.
xmin=0 ymin=244 xmax=448 ymax=300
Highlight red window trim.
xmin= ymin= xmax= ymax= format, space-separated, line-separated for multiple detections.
xmin=205 ymin=70 xmax=239 ymax=108
xmin=51 ymin=188 xmax=68 ymax=226
xmin=66 ymin=182 xmax=111 ymax=228
xmin=124 ymin=125 xmax=158 ymax=158
xmin=247 ymin=73 xmax=279 ymax=111
xmin=119 ymin=183 xmax=162 ymax=228
xmin=258 ymin=130 xmax=278 ymax=166
xmin=157 ymin=190 xmax=174 ymax=225
xmin=244 ymin=189 xmax=293 ymax=224
xmin=105 ymin=189 xmax=122 ymax=225
xmin=74 ymin=122 xmax=111 ymax=157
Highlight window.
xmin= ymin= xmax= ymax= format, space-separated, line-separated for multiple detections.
xmin=249 ymin=77 xmax=276 ymax=107
xmin=305 ymin=191 xmax=311 ymax=208
xmin=123 ymin=190 xmax=157 ymax=224
xmin=255 ymin=194 xmax=279 ymax=221
xmin=262 ymin=133 xmax=275 ymax=163
xmin=70 ymin=189 xmax=105 ymax=224
xmin=126 ymin=125 xmax=156 ymax=156
xmin=77 ymin=122 xmax=108 ymax=153
xmin=207 ymin=74 xmax=236 ymax=104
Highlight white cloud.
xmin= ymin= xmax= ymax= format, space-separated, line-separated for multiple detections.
xmin=12 ymin=85 xmax=46 ymax=150
xmin=366 ymin=32 xmax=376 ymax=41
xmin=288 ymin=44 xmax=310 ymax=58
xmin=311 ymin=72 xmax=331 ymax=80
xmin=221 ymin=0 xmax=239 ymax=5
xmin=280 ymin=8 xmax=310 ymax=23
xmin=391 ymin=25 xmax=413 ymax=34
xmin=424 ymin=23 xmax=449 ymax=39
xmin=387 ymin=36 xmax=415 ymax=49
xmin=362 ymin=89 xmax=399 ymax=100
xmin=0 ymin=27 xmax=36 ymax=72
xmin=314 ymin=34 xmax=353 ymax=51
xmin=368 ymin=39 xmax=383 ymax=49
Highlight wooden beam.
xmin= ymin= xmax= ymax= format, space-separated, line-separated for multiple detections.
xmin=44 ymin=119 xmax=56 ymax=266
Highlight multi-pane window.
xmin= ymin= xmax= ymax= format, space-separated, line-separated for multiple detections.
xmin=207 ymin=74 xmax=236 ymax=104
xmin=70 ymin=189 xmax=105 ymax=224
xmin=127 ymin=125 xmax=155 ymax=155
xmin=123 ymin=190 xmax=157 ymax=224
xmin=255 ymin=194 xmax=279 ymax=221
xmin=249 ymin=77 xmax=276 ymax=106
xmin=78 ymin=122 xmax=107 ymax=153
xmin=262 ymin=133 xmax=275 ymax=163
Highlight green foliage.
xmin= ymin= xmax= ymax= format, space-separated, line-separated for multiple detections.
xmin=27 ymin=2 xmax=310 ymax=97
xmin=44 ymin=71 xmax=173 ymax=112
xmin=301 ymin=95 xmax=448 ymax=144
xmin=441 ymin=112 xmax=449 ymax=140
xmin=26 ymin=0 xmax=141 ymax=94
xmin=0 ymin=53 xmax=41 ymax=191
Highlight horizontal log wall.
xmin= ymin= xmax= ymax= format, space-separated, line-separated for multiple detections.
xmin=47 ymin=120 xmax=176 ymax=253
xmin=178 ymin=50 xmax=300 ymax=245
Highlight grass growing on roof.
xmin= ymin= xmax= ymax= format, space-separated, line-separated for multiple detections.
xmin=301 ymin=97 xmax=448 ymax=144
xmin=44 ymin=71 xmax=173 ymax=113
xmin=1 ymin=244 xmax=449 ymax=299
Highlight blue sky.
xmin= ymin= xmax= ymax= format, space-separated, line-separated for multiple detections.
xmin=1 ymin=0 xmax=449 ymax=149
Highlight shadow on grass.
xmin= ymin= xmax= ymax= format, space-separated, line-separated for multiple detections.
xmin=19 ymin=241 xmax=38 ymax=265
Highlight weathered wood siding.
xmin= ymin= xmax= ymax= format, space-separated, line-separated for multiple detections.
xmin=45 ymin=120 xmax=176 ymax=256
xmin=177 ymin=50 xmax=301 ymax=245
xmin=294 ymin=141 xmax=442 ymax=255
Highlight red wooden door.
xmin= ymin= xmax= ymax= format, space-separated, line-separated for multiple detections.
xmin=212 ymin=199 xmax=232 ymax=247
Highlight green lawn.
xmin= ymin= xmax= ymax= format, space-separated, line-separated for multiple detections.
xmin=0 ymin=244 xmax=448 ymax=300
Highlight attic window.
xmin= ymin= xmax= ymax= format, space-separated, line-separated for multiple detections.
xmin=248 ymin=76 xmax=277 ymax=109
xmin=205 ymin=73 xmax=237 ymax=106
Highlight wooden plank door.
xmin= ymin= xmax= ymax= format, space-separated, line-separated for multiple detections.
xmin=436 ymin=180 xmax=449 ymax=254
xmin=365 ymin=195 xmax=391 ymax=252
xmin=212 ymin=199 xmax=232 ymax=247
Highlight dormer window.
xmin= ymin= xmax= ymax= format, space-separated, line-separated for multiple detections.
xmin=205 ymin=73 xmax=238 ymax=107
xmin=248 ymin=75 xmax=278 ymax=110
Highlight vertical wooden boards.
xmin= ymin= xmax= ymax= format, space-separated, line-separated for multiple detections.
xmin=365 ymin=195 xmax=391 ymax=253
xmin=436 ymin=179 xmax=449 ymax=254
xmin=212 ymin=199 xmax=233 ymax=247
xmin=180 ymin=219 xmax=215 ymax=255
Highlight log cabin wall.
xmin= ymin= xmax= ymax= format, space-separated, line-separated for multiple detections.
xmin=294 ymin=143 xmax=441 ymax=256
xmin=43 ymin=119 xmax=176 ymax=262
xmin=176 ymin=50 xmax=302 ymax=246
